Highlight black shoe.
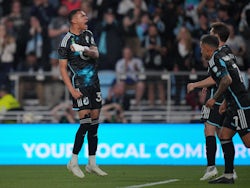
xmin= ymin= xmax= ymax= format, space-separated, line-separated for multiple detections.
xmin=208 ymin=175 xmax=234 ymax=184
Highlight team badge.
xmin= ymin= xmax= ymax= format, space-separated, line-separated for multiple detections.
xmin=83 ymin=97 xmax=89 ymax=105
xmin=212 ymin=66 xmax=218 ymax=73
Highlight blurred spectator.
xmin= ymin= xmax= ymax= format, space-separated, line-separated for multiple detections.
xmin=0 ymin=23 xmax=16 ymax=86
xmin=217 ymin=5 xmax=236 ymax=27
xmin=136 ymin=12 xmax=151 ymax=42
xmin=45 ymin=4 xmax=69 ymax=107
xmin=6 ymin=0 xmax=29 ymax=69
xmin=30 ymin=0 xmax=56 ymax=29
xmin=30 ymin=0 xmax=57 ymax=70
xmin=192 ymin=12 xmax=209 ymax=70
xmin=101 ymin=80 xmax=128 ymax=123
xmin=185 ymin=87 xmax=204 ymax=111
xmin=115 ymin=47 xmax=145 ymax=106
xmin=172 ymin=26 xmax=195 ymax=105
xmin=122 ymin=6 xmax=143 ymax=57
xmin=142 ymin=24 xmax=166 ymax=106
xmin=226 ymin=23 xmax=248 ymax=89
xmin=101 ymin=102 xmax=127 ymax=123
xmin=239 ymin=4 xmax=250 ymax=82
xmin=117 ymin=0 xmax=147 ymax=16
xmin=105 ymin=80 xmax=130 ymax=111
xmin=61 ymin=0 xmax=81 ymax=12
xmin=19 ymin=52 xmax=45 ymax=106
xmin=161 ymin=1 xmax=178 ymax=43
xmin=48 ymin=4 xmax=69 ymax=63
xmin=80 ymin=0 xmax=97 ymax=31
xmin=173 ymin=3 xmax=195 ymax=36
xmin=48 ymin=0 xmax=60 ymax=9
xmin=25 ymin=16 xmax=43 ymax=68
xmin=92 ymin=0 xmax=119 ymax=21
xmin=226 ymin=23 xmax=246 ymax=71
xmin=184 ymin=0 xmax=200 ymax=25
xmin=44 ymin=59 xmax=65 ymax=107
xmin=0 ymin=84 xmax=21 ymax=113
xmin=19 ymin=52 xmax=39 ymax=73
xmin=0 ymin=0 xmax=12 ymax=16
xmin=197 ymin=0 xmax=218 ymax=23
xmin=51 ymin=101 xmax=76 ymax=123
xmin=151 ymin=3 xmax=166 ymax=37
xmin=95 ymin=8 xmax=124 ymax=70
xmin=239 ymin=2 xmax=250 ymax=33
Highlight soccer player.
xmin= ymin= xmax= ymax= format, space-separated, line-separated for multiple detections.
xmin=58 ymin=9 xmax=107 ymax=178
xmin=187 ymin=22 xmax=237 ymax=181
xmin=200 ymin=34 xmax=250 ymax=184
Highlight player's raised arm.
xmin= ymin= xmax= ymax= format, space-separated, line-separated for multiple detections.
xmin=84 ymin=45 xmax=99 ymax=59
xmin=187 ymin=76 xmax=216 ymax=93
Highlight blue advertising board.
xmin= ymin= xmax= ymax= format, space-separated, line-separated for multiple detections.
xmin=0 ymin=123 xmax=249 ymax=165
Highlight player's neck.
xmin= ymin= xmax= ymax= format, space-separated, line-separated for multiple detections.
xmin=218 ymin=42 xmax=225 ymax=48
xmin=69 ymin=26 xmax=81 ymax=35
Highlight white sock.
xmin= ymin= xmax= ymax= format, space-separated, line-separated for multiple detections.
xmin=224 ymin=173 xmax=233 ymax=179
xmin=89 ymin=155 xmax=96 ymax=166
xmin=71 ymin=153 xmax=78 ymax=164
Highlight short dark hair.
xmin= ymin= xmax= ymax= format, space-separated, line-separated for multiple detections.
xmin=68 ymin=9 xmax=81 ymax=22
xmin=210 ymin=22 xmax=230 ymax=42
xmin=200 ymin=34 xmax=219 ymax=48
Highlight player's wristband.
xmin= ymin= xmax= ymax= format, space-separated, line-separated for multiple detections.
xmin=72 ymin=43 xmax=89 ymax=52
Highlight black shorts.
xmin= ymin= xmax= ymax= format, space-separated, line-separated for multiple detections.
xmin=223 ymin=107 xmax=250 ymax=137
xmin=201 ymin=104 xmax=224 ymax=128
xmin=72 ymin=84 xmax=102 ymax=111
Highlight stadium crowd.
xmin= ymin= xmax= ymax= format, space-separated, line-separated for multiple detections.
xmin=0 ymin=0 xmax=250 ymax=113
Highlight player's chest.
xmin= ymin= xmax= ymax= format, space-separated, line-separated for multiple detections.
xmin=71 ymin=35 xmax=90 ymax=46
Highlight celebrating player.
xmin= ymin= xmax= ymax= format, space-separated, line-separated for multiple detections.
xmin=58 ymin=9 xmax=107 ymax=178
xmin=200 ymin=34 xmax=250 ymax=184
xmin=187 ymin=22 xmax=237 ymax=181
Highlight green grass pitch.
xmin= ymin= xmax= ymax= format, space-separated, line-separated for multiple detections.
xmin=0 ymin=165 xmax=249 ymax=188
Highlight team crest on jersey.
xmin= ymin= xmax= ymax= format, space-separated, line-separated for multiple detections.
xmin=212 ymin=66 xmax=218 ymax=73
xmin=83 ymin=97 xmax=89 ymax=105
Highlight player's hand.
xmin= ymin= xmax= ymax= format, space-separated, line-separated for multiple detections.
xmin=219 ymin=100 xmax=227 ymax=114
xmin=206 ymin=98 xmax=215 ymax=109
xmin=187 ymin=83 xmax=195 ymax=93
xmin=71 ymin=43 xmax=89 ymax=52
xmin=71 ymin=88 xmax=83 ymax=99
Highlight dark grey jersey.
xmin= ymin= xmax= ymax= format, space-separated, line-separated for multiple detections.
xmin=208 ymin=46 xmax=250 ymax=109
xmin=58 ymin=30 xmax=99 ymax=88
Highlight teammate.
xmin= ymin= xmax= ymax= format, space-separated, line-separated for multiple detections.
xmin=187 ymin=22 xmax=237 ymax=181
xmin=58 ymin=9 xmax=107 ymax=178
xmin=200 ymin=34 xmax=250 ymax=184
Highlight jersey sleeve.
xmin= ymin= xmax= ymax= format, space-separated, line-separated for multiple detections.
xmin=58 ymin=33 xmax=71 ymax=60
xmin=210 ymin=53 xmax=229 ymax=81
xmin=58 ymin=46 xmax=68 ymax=60
xmin=86 ymin=30 xmax=96 ymax=46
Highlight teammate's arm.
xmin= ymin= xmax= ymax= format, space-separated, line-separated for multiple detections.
xmin=187 ymin=76 xmax=216 ymax=93
xmin=206 ymin=75 xmax=232 ymax=108
xmin=213 ymin=74 xmax=232 ymax=101
xmin=219 ymin=99 xmax=227 ymax=114
xmin=59 ymin=59 xmax=83 ymax=99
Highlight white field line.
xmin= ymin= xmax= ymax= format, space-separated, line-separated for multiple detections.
xmin=118 ymin=179 xmax=180 ymax=188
